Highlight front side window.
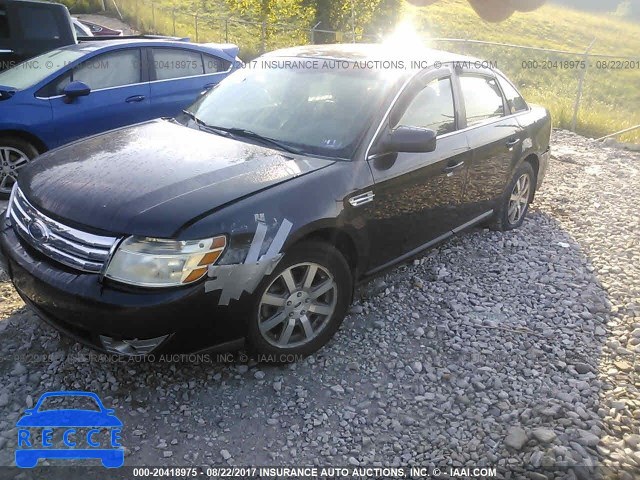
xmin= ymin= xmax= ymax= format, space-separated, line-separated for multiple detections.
xmin=151 ymin=48 xmax=204 ymax=80
xmin=396 ymin=77 xmax=456 ymax=136
xmin=72 ymin=49 xmax=141 ymax=90
xmin=496 ymin=74 xmax=528 ymax=114
xmin=460 ymin=75 xmax=505 ymax=127
xmin=42 ymin=49 xmax=141 ymax=95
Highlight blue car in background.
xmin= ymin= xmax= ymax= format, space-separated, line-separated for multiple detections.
xmin=0 ymin=39 xmax=242 ymax=196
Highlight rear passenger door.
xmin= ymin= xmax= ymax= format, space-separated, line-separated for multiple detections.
xmin=365 ymin=70 xmax=472 ymax=270
xmin=147 ymin=47 xmax=231 ymax=118
xmin=458 ymin=72 xmax=525 ymax=218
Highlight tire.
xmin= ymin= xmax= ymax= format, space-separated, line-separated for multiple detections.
xmin=0 ymin=137 xmax=39 ymax=199
xmin=246 ymin=240 xmax=352 ymax=360
xmin=488 ymin=162 xmax=535 ymax=232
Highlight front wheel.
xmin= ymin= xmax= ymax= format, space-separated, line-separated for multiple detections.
xmin=489 ymin=162 xmax=535 ymax=231
xmin=247 ymin=240 xmax=352 ymax=359
xmin=0 ymin=137 xmax=39 ymax=198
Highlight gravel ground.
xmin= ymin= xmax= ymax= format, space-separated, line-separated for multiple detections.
xmin=0 ymin=130 xmax=638 ymax=479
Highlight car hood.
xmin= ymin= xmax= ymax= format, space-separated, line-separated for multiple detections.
xmin=19 ymin=120 xmax=334 ymax=237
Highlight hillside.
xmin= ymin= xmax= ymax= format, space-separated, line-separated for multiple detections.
xmin=68 ymin=0 xmax=640 ymax=142
xmin=406 ymin=0 xmax=640 ymax=141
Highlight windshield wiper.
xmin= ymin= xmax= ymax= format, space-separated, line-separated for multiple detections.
xmin=181 ymin=110 xmax=232 ymax=138
xmin=182 ymin=112 xmax=303 ymax=155
xmin=205 ymin=125 xmax=304 ymax=155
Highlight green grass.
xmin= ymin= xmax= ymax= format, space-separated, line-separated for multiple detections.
xmin=68 ymin=0 xmax=640 ymax=142
xmin=405 ymin=0 xmax=640 ymax=142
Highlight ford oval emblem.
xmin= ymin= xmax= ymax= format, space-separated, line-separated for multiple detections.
xmin=27 ymin=219 xmax=50 ymax=244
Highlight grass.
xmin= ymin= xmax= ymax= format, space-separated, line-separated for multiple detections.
xmin=68 ymin=0 xmax=640 ymax=142
xmin=406 ymin=0 xmax=640 ymax=142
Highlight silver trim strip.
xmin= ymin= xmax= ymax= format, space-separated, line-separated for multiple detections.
xmin=10 ymin=188 xmax=117 ymax=273
xmin=452 ymin=210 xmax=494 ymax=233
xmin=348 ymin=191 xmax=375 ymax=207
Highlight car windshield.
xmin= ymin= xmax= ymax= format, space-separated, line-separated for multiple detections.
xmin=37 ymin=395 xmax=101 ymax=412
xmin=186 ymin=59 xmax=399 ymax=159
xmin=0 ymin=48 xmax=85 ymax=90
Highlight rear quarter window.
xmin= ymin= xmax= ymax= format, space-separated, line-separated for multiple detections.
xmin=497 ymin=74 xmax=528 ymax=114
xmin=0 ymin=9 xmax=9 ymax=39
xmin=203 ymin=54 xmax=231 ymax=73
xmin=17 ymin=5 xmax=61 ymax=40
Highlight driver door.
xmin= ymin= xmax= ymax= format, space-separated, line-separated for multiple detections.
xmin=47 ymin=48 xmax=150 ymax=146
xmin=365 ymin=69 xmax=472 ymax=271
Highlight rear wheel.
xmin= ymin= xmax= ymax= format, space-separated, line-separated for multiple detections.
xmin=489 ymin=162 xmax=535 ymax=231
xmin=0 ymin=137 xmax=39 ymax=198
xmin=247 ymin=241 xmax=352 ymax=359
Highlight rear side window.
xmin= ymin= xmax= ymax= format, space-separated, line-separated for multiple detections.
xmin=151 ymin=48 xmax=204 ymax=80
xmin=203 ymin=54 xmax=231 ymax=73
xmin=396 ymin=77 xmax=456 ymax=136
xmin=497 ymin=74 xmax=528 ymax=114
xmin=459 ymin=75 xmax=505 ymax=127
xmin=0 ymin=10 xmax=9 ymax=39
xmin=17 ymin=5 xmax=61 ymax=40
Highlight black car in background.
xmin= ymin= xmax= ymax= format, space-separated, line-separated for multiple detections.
xmin=0 ymin=45 xmax=551 ymax=358
xmin=0 ymin=0 xmax=75 ymax=71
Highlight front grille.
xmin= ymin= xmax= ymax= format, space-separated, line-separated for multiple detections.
xmin=9 ymin=186 xmax=118 ymax=273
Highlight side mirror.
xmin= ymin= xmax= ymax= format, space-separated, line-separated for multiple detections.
xmin=381 ymin=126 xmax=437 ymax=154
xmin=63 ymin=81 xmax=91 ymax=103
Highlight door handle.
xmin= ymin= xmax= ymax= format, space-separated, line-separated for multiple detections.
xmin=443 ymin=160 xmax=465 ymax=173
xmin=125 ymin=95 xmax=146 ymax=103
xmin=203 ymin=83 xmax=216 ymax=90
xmin=506 ymin=138 xmax=520 ymax=147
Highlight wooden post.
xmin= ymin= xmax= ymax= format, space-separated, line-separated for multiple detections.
xmin=195 ymin=13 xmax=199 ymax=42
xmin=571 ymin=39 xmax=596 ymax=132
xmin=596 ymin=124 xmax=640 ymax=141
xmin=151 ymin=2 xmax=155 ymax=33
xmin=172 ymin=9 xmax=176 ymax=36
xmin=261 ymin=21 xmax=266 ymax=53
xmin=225 ymin=19 xmax=229 ymax=43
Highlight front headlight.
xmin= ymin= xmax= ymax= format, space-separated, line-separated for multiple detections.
xmin=105 ymin=235 xmax=226 ymax=287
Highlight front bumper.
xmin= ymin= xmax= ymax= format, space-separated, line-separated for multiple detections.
xmin=0 ymin=224 xmax=247 ymax=355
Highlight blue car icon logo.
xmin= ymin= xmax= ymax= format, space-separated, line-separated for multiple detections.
xmin=15 ymin=391 xmax=124 ymax=468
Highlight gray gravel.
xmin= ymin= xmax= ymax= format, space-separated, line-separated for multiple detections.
xmin=0 ymin=130 xmax=638 ymax=478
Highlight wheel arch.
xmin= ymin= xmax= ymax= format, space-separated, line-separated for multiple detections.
xmin=521 ymin=152 xmax=540 ymax=201
xmin=290 ymin=226 xmax=362 ymax=279
xmin=0 ymin=129 xmax=48 ymax=154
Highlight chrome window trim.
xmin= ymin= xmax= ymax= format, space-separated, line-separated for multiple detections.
xmin=365 ymin=64 xmax=532 ymax=158
xmin=364 ymin=70 xmax=423 ymax=161
xmin=35 ymin=71 xmax=230 ymax=100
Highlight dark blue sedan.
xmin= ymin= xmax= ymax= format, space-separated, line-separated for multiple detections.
xmin=0 ymin=39 xmax=242 ymax=196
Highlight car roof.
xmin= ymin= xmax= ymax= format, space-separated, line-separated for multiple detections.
xmin=62 ymin=39 xmax=233 ymax=54
xmin=264 ymin=43 xmax=480 ymax=65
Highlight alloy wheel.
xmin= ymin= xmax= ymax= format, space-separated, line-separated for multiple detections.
xmin=0 ymin=147 xmax=30 ymax=195
xmin=257 ymin=262 xmax=338 ymax=349
xmin=507 ymin=173 xmax=531 ymax=225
